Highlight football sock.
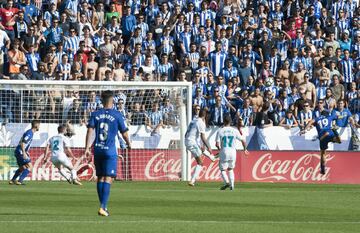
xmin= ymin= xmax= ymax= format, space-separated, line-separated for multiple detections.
xmin=59 ymin=169 xmax=70 ymax=181
xmin=191 ymin=165 xmax=202 ymax=183
xmin=228 ymin=170 xmax=235 ymax=188
xmin=11 ymin=169 xmax=22 ymax=181
xmin=101 ymin=182 xmax=111 ymax=209
xmin=18 ymin=169 xmax=29 ymax=182
xmin=71 ymin=169 xmax=77 ymax=180
xmin=97 ymin=182 xmax=104 ymax=205
xmin=220 ymin=170 xmax=229 ymax=185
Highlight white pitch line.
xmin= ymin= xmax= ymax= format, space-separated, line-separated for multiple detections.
xmin=0 ymin=220 xmax=360 ymax=224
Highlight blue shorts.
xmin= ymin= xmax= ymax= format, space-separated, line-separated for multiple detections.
xmin=319 ymin=131 xmax=335 ymax=151
xmin=14 ymin=152 xmax=31 ymax=166
xmin=94 ymin=155 xmax=118 ymax=178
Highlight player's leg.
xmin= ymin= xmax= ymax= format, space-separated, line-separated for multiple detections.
xmin=188 ymin=145 xmax=203 ymax=186
xmin=17 ymin=162 xmax=32 ymax=185
xmin=219 ymin=161 xmax=230 ymax=190
xmin=332 ymin=129 xmax=341 ymax=144
xmin=228 ymin=158 xmax=236 ymax=190
xmin=10 ymin=153 xmax=26 ymax=184
xmin=60 ymin=156 xmax=82 ymax=185
xmin=320 ymin=149 xmax=326 ymax=175
xmin=95 ymin=155 xmax=117 ymax=216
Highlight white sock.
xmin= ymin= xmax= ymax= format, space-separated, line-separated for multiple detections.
xmin=191 ymin=165 xmax=203 ymax=183
xmin=71 ymin=169 xmax=77 ymax=181
xmin=228 ymin=170 xmax=235 ymax=188
xmin=59 ymin=169 xmax=71 ymax=181
xmin=221 ymin=170 xmax=229 ymax=185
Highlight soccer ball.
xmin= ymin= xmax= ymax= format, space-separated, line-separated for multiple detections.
xmin=264 ymin=77 xmax=274 ymax=87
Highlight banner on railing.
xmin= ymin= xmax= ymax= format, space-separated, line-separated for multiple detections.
xmin=0 ymin=123 xmax=356 ymax=150
xmin=1 ymin=149 xmax=359 ymax=184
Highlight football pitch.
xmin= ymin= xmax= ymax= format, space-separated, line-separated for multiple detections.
xmin=1 ymin=182 xmax=360 ymax=233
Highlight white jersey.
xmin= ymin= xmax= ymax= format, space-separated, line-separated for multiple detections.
xmin=185 ymin=118 xmax=206 ymax=146
xmin=48 ymin=134 xmax=70 ymax=157
xmin=216 ymin=126 xmax=243 ymax=160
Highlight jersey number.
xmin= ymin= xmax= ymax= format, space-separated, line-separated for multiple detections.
xmin=318 ymin=118 xmax=329 ymax=129
xmin=222 ymin=136 xmax=234 ymax=148
xmin=99 ymin=122 xmax=109 ymax=141
xmin=52 ymin=140 xmax=59 ymax=151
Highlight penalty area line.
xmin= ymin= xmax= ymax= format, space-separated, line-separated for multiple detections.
xmin=1 ymin=220 xmax=360 ymax=224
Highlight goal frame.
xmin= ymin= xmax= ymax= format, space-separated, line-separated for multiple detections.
xmin=0 ymin=80 xmax=193 ymax=181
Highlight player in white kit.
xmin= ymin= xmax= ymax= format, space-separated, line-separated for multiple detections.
xmin=43 ymin=125 xmax=82 ymax=185
xmin=185 ymin=109 xmax=216 ymax=186
xmin=216 ymin=114 xmax=249 ymax=190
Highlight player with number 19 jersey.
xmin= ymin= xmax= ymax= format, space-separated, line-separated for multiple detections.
xmin=88 ymin=108 xmax=128 ymax=169
xmin=314 ymin=114 xmax=337 ymax=150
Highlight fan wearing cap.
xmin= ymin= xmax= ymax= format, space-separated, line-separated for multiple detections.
xmin=339 ymin=30 xmax=351 ymax=51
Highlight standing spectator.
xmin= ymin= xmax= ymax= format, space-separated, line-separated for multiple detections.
xmin=334 ymin=99 xmax=352 ymax=127
xmin=0 ymin=0 xmax=19 ymax=41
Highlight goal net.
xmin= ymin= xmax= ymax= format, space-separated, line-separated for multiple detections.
xmin=0 ymin=80 xmax=192 ymax=182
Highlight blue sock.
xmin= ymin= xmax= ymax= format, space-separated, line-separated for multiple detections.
xmin=101 ymin=182 xmax=111 ymax=209
xmin=97 ymin=182 xmax=104 ymax=205
xmin=11 ymin=169 xmax=23 ymax=181
xmin=18 ymin=169 xmax=29 ymax=182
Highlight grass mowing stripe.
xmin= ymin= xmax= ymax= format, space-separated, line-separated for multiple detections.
xmin=1 ymin=220 xmax=360 ymax=224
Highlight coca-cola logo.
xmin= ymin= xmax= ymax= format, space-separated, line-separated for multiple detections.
xmin=252 ymin=153 xmax=334 ymax=182
xmin=144 ymin=152 xmax=221 ymax=180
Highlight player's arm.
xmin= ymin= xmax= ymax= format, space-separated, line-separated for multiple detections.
xmin=215 ymin=131 xmax=221 ymax=151
xmin=240 ymin=139 xmax=249 ymax=156
xmin=121 ymin=131 xmax=132 ymax=149
xmin=200 ymin=132 xmax=212 ymax=154
xmin=43 ymin=143 xmax=50 ymax=163
xmin=85 ymin=127 xmax=94 ymax=159
xmin=20 ymin=141 xmax=28 ymax=159
xmin=303 ymin=119 xmax=315 ymax=132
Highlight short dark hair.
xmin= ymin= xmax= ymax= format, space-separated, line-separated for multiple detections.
xmin=58 ymin=124 xmax=67 ymax=133
xmin=101 ymin=90 xmax=114 ymax=105
xmin=31 ymin=120 xmax=40 ymax=128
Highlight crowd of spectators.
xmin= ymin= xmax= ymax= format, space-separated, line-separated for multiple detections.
xmin=0 ymin=0 xmax=359 ymax=133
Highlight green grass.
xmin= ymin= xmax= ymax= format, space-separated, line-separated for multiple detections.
xmin=1 ymin=182 xmax=360 ymax=233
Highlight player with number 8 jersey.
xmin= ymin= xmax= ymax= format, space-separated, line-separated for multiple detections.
xmin=85 ymin=90 xmax=131 ymax=217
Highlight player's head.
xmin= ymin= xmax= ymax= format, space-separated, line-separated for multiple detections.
xmin=321 ymin=110 xmax=329 ymax=117
xmin=58 ymin=124 xmax=67 ymax=134
xmin=31 ymin=120 xmax=40 ymax=131
xmin=223 ymin=114 xmax=232 ymax=126
xmin=101 ymin=90 xmax=114 ymax=107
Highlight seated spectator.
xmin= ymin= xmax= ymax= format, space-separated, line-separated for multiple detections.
xmin=279 ymin=110 xmax=299 ymax=129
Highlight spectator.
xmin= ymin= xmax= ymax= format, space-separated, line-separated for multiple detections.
xmin=279 ymin=110 xmax=298 ymax=129
xmin=334 ymin=99 xmax=352 ymax=127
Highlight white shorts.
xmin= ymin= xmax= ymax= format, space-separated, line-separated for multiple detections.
xmin=51 ymin=154 xmax=72 ymax=168
xmin=219 ymin=159 xmax=236 ymax=171
xmin=185 ymin=143 xmax=202 ymax=158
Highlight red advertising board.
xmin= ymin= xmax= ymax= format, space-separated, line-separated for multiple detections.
xmin=17 ymin=149 xmax=360 ymax=184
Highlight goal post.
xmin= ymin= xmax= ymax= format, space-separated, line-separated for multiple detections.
xmin=0 ymin=80 xmax=192 ymax=182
